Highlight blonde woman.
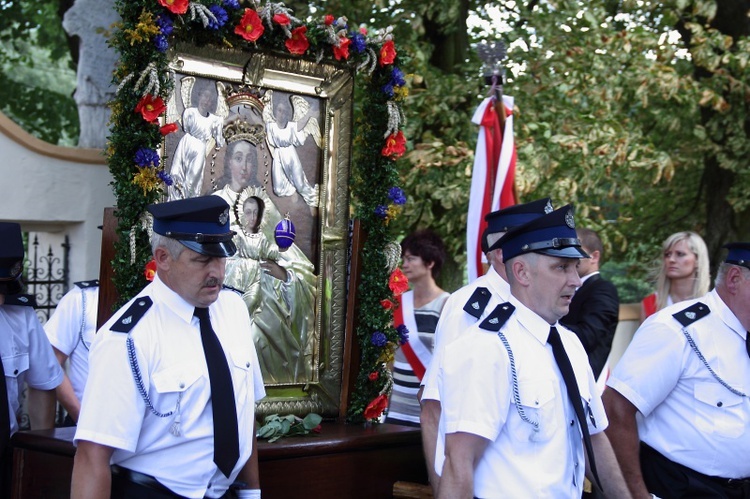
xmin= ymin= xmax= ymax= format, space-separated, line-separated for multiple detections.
xmin=640 ymin=231 xmax=710 ymax=322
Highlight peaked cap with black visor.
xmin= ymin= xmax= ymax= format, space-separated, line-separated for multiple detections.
xmin=483 ymin=197 xmax=554 ymax=253
xmin=148 ymin=196 xmax=237 ymax=258
xmin=497 ymin=204 xmax=590 ymax=262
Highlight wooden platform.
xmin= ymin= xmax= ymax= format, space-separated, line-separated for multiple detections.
xmin=10 ymin=421 xmax=427 ymax=498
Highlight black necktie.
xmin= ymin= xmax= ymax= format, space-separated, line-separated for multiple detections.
xmin=746 ymin=332 xmax=750 ymax=359
xmin=548 ymin=326 xmax=601 ymax=491
xmin=194 ymin=307 xmax=239 ymax=478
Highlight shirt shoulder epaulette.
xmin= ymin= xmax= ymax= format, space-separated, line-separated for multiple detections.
xmin=3 ymin=294 xmax=37 ymax=308
xmin=74 ymin=280 xmax=99 ymax=289
xmin=463 ymin=286 xmax=491 ymax=319
xmin=479 ymin=302 xmax=515 ymax=331
xmin=110 ymin=297 xmax=153 ymax=333
xmin=672 ymin=301 xmax=710 ymax=327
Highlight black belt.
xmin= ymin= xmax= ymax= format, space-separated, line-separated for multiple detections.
xmin=111 ymin=465 xmax=181 ymax=497
xmin=641 ymin=443 xmax=750 ymax=494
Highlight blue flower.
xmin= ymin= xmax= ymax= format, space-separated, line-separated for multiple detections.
xmin=154 ymin=35 xmax=169 ymax=53
xmin=396 ymin=324 xmax=409 ymax=345
xmin=156 ymin=14 xmax=174 ymax=36
xmin=381 ymin=82 xmax=394 ymax=97
xmin=374 ymin=205 xmax=388 ymax=219
xmin=390 ymin=67 xmax=406 ymax=87
xmin=222 ymin=0 xmax=240 ymax=9
xmin=207 ymin=5 xmax=228 ymax=30
xmin=371 ymin=331 xmax=387 ymax=347
xmin=351 ymin=32 xmax=366 ymax=53
xmin=157 ymin=170 xmax=174 ymax=186
xmin=134 ymin=147 xmax=160 ymax=167
xmin=388 ymin=187 xmax=407 ymax=205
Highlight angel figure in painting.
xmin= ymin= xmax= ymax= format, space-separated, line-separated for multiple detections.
xmin=167 ymin=76 xmax=228 ymax=200
xmin=261 ymin=90 xmax=322 ymax=207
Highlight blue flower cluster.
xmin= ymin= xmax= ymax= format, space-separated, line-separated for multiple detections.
xmin=374 ymin=205 xmax=388 ymax=219
xmin=371 ymin=331 xmax=387 ymax=347
xmin=382 ymin=67 xmax=406 ymax=97
xmin=396 ymin=324 xmax=409 ymax=345
xmin=222 ymin=0 xmax=240 ymax=9
xmin=350 ymin=32 xmax=367 ymax=53
xmin=388 ymin=186 xmax=407 ymax=205
xmin=157 ymin=170 xmax=174 ymax=186
xmin=156 ymin=14 xmax=174 ymax=36
xmin=207 ymin=5 xmax=229 ymax=30
xmin=154 ymin=14 xmax=174 ymax=52
xmin=134 ymin=147 xmax=160 ymax=168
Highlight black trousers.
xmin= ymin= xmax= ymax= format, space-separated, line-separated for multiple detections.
xmin=110 ymin=466 xmax=238 ymax=499
xmin=641 ymin=443 xmax=750 ymax=499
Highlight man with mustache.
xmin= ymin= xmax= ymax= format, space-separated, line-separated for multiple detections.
xmin=71 ymin=196 xmax=265 ymax=499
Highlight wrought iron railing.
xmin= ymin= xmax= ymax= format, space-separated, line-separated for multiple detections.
xmin=25 ymin=234 xmax=70 ymax=324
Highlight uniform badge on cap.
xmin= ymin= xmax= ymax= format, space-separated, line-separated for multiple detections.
xmin=219 ymin=208 xmax=229 ymax=226
xmin=565 ymin=209 xmax=576 ymax=229
xmin=9 ymin=261 xmax=21 ymax=279
xmin=544 ymin=200 xmax=553 ymax=214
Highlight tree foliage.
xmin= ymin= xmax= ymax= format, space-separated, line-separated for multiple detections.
xmin=313 ymin=0 xmax=750 ymax=293
xmin=5 ymin=0 xmax=750 ymax=293
xmin=0 ymin=0 xmax=79 ymax=145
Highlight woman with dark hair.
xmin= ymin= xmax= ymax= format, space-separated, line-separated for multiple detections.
xmin=386 ymin=229 xmax=450 ymax=427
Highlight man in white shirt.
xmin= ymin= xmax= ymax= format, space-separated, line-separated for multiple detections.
xmin=433 ymin=205 xmax=629 ymax=498
xmin=420 ymin=198 xmax=553 ymax=492
xmin=71 ymin=196 xmax=265 ymax=499
xmin=604 ymin=242 xmax=750 ymax=498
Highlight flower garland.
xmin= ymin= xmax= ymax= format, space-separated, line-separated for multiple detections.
xmin=110 ymin=0 xmax=408 ymax=423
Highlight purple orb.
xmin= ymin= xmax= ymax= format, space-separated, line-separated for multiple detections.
xmin=274 ymin=218 xmax=296 ymax=250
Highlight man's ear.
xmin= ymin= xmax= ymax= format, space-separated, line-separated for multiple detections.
xmin=153 ymin=247 xmax=171 ymax=271
xmin=726 ymin=265 xmax=744 ymax=294
xmin=589 ymin=249 xmax=601 ymax=266
xmin=511 ymin=258 xmax=531 ymax=286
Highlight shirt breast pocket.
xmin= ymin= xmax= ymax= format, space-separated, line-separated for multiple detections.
xmin=151 ymin=365 xmax=201 ymax=412
xmin=230 ymin=351 xmax=253 ymax=404
xmin=2 ymin=354 xmax=29 ymax=379
xmin=693 ymin=382 xmax=746 ymax=438
xmin=510 ymin=379 xmax=558 ymax=442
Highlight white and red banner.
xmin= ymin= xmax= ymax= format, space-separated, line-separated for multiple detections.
xmin=393 ymin=290 xmax=431 ymax=381
xmin=466 ymin=94 xmax=517 ymax=282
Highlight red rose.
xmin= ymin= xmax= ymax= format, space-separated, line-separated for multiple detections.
xmin=388 ymin=268 xmax=409 ymax=296
xmin=379 ymin=40 xmax=396 ymax=67
xmin=144 ymin=259 xmax=157 ymax=282
xmin=273 ymin=13 xmax=290 ymax=26
xmin=368 ymin=371 xmax=379 ymax=381
xmin=333 ymin=36 xmax=351 ymax=61
xmin=285 ymin=26 xmax=309 ymax=55
xmin=324 ymin=14 xmax=334 ymax=26
xmin=160 ymin=122 xmax=178 ymax=136
xmin=158 ymin=0 xmax=188 ymax=15
xmin=235 ymin=8 xmax=264 ymax=42
xmin=380 ymin=298 xmax=395 ymax=310
xmin=359 ymin=26 xmax=368 ymax=35
xmin=363 ymin=394 xmax=388 ymax=420
xmin=381 ymin=130 xmax=406 ymax=160
xmin=135 ymin=94 xmax=166 ymax=123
